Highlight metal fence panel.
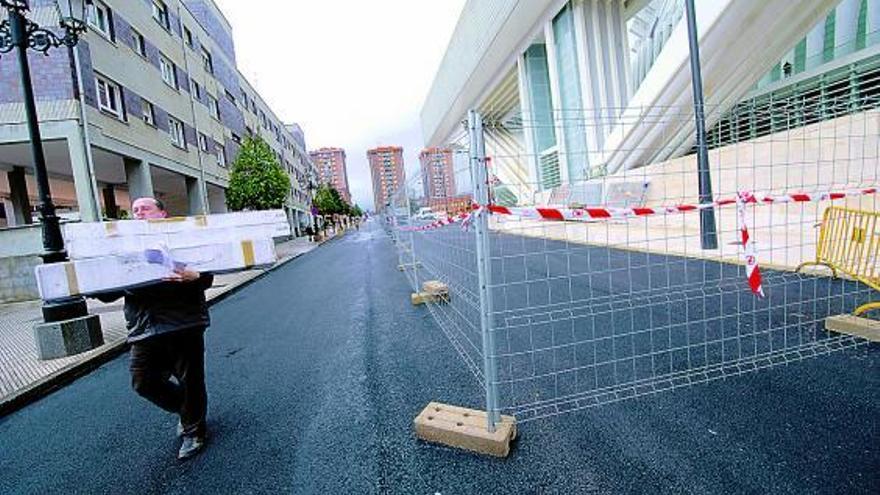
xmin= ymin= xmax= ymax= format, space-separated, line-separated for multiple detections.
xmin=391 ymin=103 xmax=879 ymax=427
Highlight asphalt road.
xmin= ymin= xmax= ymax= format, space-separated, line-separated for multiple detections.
xmin=1 ymin=220 xmax=878 ymax=494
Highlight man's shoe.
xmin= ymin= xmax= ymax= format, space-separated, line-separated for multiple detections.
xmin=177 ymin=435 xmax=205 ymax=460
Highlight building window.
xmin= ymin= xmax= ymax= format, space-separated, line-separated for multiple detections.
xmin=198 ymin=132 xmax=209 ymax=152
xmin=231 ymin=133 xmax=241 ymax=144
xmin=208 ymin=94 xmax=220 ymax=119
xmin=131 ymin=29 xmax=146 ymax=57
xmin=141 ymin=99 xmax=155 ymax=126
xmin=152 ymin=0 xmax=169 ymax=30
xmin=200 ymin=47 xmax=213 ymax=73
xmin=159 ymin=55 xmax=177 ymax=88
xmin=183 ymin=26 xmax=194 ymax=47
xmin=217 ymin=146 xmax=227 ymax=167
xmin=168 ymin=116 xmax=186 ymax=148
xmin=95 ymin=74 xmax=123 ymax=119
xmin=190 ymin=80 xmax=201 ymax=100
xmin=89 ymin=1 xmax=113 ymax=40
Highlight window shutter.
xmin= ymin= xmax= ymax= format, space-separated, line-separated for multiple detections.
xmin=106 ymin=7 xmax=116 ymax=41
xmin=119 ymin=85 xmax=127 ymax=120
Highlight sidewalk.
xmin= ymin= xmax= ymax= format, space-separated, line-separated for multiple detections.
xmin=0 ymin=235 xmax=328 ymax=415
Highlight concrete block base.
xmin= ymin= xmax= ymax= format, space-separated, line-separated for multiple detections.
xmin=421 ymin=280 xmax=447 ymax=294
xmin=34 ymin=314 xmax=104 ymax=360
xmin=412 ymin=280 xmax=450 ymax=305
xmin=414 ymin=402 xmax=517 ymax=457
xmin=411 ymin=291 xmax=450 ymax=305
xmin=825 ymin=314 xmax=880 ymax=342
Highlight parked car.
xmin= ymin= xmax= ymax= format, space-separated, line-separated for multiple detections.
xmin=415 ymin=207 xmax=438 ymax=221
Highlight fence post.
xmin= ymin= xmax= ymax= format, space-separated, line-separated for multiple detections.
xmin=468 ymin=109 xmax=500 ymax=432
xmin=405 ymin=186 xmax=419 ymax=291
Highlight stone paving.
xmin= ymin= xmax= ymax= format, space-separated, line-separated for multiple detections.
xmin=0 ymin=234 xmax=329 ymax=410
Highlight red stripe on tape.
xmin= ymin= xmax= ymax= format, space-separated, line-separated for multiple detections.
xmin=749 ymin=268 xmax=763 ymax=295
xmin=585 ymin=208 xmax=612 ymax=218
xmin=537 ymin=208 xmax=565 ymax=221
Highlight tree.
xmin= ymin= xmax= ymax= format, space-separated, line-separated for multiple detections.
xmin=351 ymin=204 xmax=363 ymax=217
xmin=226 ymin=136 xmax=291 ymax=211
xmin=313 ymin=184 xmax=348 ymax=215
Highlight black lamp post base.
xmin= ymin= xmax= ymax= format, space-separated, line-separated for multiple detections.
xmin=41 ymin=296 xmax=89 ymax=322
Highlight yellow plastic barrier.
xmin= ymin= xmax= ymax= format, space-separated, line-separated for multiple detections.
xmin=797 ymin=206 xmax=880 ymax=316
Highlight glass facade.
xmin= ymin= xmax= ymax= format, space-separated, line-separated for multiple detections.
xmin=705 ymin=54 xmax=880 ymax=151
xmin=757 ymin=0 xmax=877 ymax=90
xmin=707 ymin=0 xmax=880 ymax=151
xmin=524 ymin=44 xmax=560 ymax=189
xmin=553 ymin=5 xmax=588 ymax=183
xmin=627 ymin=0 xmax=685 ymax=95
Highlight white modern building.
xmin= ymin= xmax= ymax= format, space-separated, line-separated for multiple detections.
xmin=421 ymin=0 xmax=879 ymax=205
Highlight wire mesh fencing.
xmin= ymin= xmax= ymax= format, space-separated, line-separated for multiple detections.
xmin=389 ymin=134 xmax=487 ymax=387
xmin=391 ymin=104 xmax=879 ymax=429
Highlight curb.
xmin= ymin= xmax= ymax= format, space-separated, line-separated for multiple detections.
xmin=0 ymin=239 xmax=327 ymax=418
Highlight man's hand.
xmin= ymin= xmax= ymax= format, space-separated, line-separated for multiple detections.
xmin=163 ymin=268 xmax=201 ymax=283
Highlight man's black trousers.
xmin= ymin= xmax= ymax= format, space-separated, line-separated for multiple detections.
xmin=130 ymin=327 xmax=207 ymax=437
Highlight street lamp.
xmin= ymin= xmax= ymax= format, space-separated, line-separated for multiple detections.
xmin=683 ymin=0 xmax=718 ymax=250
xmin=307 ymin=173 xmax=318 ymax=235
xmin=0 ymin=1 xmax=98 ymax=337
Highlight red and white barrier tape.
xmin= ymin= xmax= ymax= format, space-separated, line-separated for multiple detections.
xmin=485 ymin=187 xmax=877 ymax=221
xmin=399 ymin=211 xmax=473 ymax=232
xmin=737 ymin=192 xmax=765 ymax=297
xmin=400 ymin=187 xmax=876 ymax=231
xmin=397 ymin=187 xmax=877 ymax=297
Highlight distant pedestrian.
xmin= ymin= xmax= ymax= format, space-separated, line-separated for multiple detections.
xmin=95 ymin=197 xmax=213 ymax=460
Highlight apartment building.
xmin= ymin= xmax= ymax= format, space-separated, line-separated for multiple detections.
xmin=367 ymin=146 xmax=404 ymax=211
xmin=309 ymin=147 xmax=351 ymax=204
xmin=0 ymin=0 xmax=315 ymax=230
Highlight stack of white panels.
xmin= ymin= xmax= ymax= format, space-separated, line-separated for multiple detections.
xmin=35 ymin=210 xmax=289 ymax=301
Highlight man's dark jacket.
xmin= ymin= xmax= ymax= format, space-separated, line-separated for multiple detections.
xmin=97 ymin=274 xmax=213 ymax=342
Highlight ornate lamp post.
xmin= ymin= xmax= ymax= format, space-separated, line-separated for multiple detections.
xmin=0 ymin=1 xmax=102 ymax=358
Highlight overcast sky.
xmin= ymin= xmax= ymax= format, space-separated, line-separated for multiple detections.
xmin=211 ymin=0 xmax=466 ymax=211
